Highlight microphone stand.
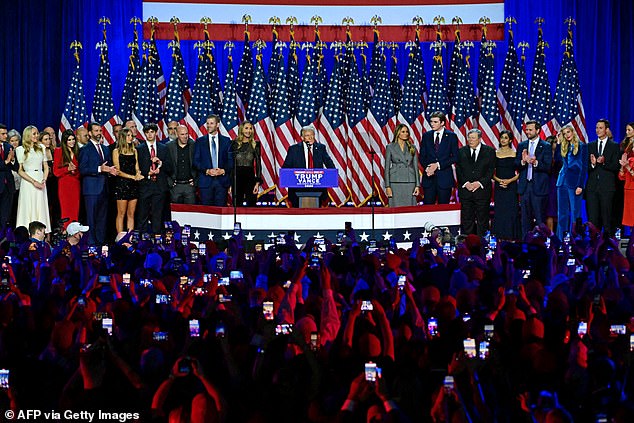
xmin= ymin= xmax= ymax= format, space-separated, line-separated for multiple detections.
xmin=232 ymin=141 xmax=238 ymax=225
xmin=369 ymin=149 xmax=376 ymax=240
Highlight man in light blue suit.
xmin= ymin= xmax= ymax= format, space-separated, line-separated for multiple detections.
xmin=193 ymin=115 xmax=233 ymax=206
xmin=79 ymin=123 xmax=118 ymax=245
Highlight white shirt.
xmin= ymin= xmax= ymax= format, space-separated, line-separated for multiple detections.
xmin=91 ymin=140 xmax=106 ymax=173
xmin=304 ymin=142 xmax=314 ymax=168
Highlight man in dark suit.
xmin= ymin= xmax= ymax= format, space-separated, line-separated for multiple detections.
xmin=586 ymin=119 xmax=620 ymax=235
xmin=136 ymin=123 xmax=174 ymax=233
xmin=419 ymin=111 xmax=458 ymax=204
xmin=79 ymin=122 xmax=118 ymax=245
xmin=193 ymin=115 xmax=233 ymax=206
xmin=456 ymin=129 xmax=495 ymax=236
xmin=515 ymin=120 xmax=552 ymax=235
xmin=166 ymin=125 xmax=196 ymax=204
xmin=282 ymin=125 xmax=336 ymax=207
xmin=0 ymin=124 xmax=19 ymax=229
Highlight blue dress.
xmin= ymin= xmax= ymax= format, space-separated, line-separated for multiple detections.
xmin=492 ymin=156 xmax=520 ymax=239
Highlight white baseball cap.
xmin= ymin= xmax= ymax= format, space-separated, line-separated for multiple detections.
xmin=67 ymin=222 xmax=89 ymax=236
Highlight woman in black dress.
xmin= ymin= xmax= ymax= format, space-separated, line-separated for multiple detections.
xmin=112 ymin=128 xmax=142 ymax=233
xmin=231 ymin=121 xmax=262 ymax=206
xmin=40 ymin=131 xmax=60 ymax=227
xmin=492 ymin=130 xmax=520 ymax=239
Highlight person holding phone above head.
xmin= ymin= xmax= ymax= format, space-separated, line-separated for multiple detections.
xmin=419 ymin=111 xmax=458 ymax=204
xmin=384 ymin=124 xmax=420 ymax=207
xmin=53 ymin=130 xmax=80 ymax=229
xmin=113 ymin=128 xmax=142 ymax=233
xmin=492 ymin=130 xmax=520 ymax=239
xmin=555 ymin=126 xmax=588 ymax=239
xmin=618 ymin=122 xmax=634 ymax=231
xmin=16 ymin=125 xmax=51 ymax=232
xmin=231 ymin=120 xmax=262 ymax=207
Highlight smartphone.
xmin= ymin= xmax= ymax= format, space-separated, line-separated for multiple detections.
xmin=98 ymin=275 xmax=110 ymax=284
xmin=255 ymin=243 xmax=263 ymax=252
xmin=152 ymin=331 xmax=168 ymax=342
xmin=263 ymin=301 xmax=274 ymax=321
xmin=361 ymin=300 xmax=373 ymax=312
xmin=336 ymin=231 xmax=344 ymax=244
xmin=463 ymin=338 xmax=476 ymax=358
xmin=486 ymin=250 xmax=494 ymax=261
xmin=275 ymin=234 xmax=285 ymax=245
xmin=154 ymin=234 xmax=163 ymax=244
xmin=130 ymin=230 xmax=140 ymax=243
xmin=314 ymin=238 xmax=326 ymax=253
xmin=102 ymin=318 xmax=113 ymax=336
xmin=218 ymin=276 xmax=230 ymax=286
xmin=428 ymin=318 xmax=438 ymax=337
xmin=479 ymin=341 xmax=490 ymax=359
xmin=216 ymin=258 xmax=225 ymax=271
xmin=179 ymin=276 xmax=189 ymax=287
xmin=283 ymin=280 xmax=292 ymax=289
xmin=245 ymin=253 xmax=254 ymax=261
xmin=484 ymin=324 xmax=494 ymax=341
xmin=88 ymin=246 xmax=98 ymax=257
xmin=198 ymin=243 xmax=206 ymax=256
xmin=310 ymin=331 xmax=319 ymax=350
xmin=190 ymin=249 xmax=199 ymax=261
xmin=443 ymin=243 xmax=451 ymax=256
xmin=140 ymin=278 xmax=153 ymax=288
xmin=364 ymin=362 xmax=377 ymax=382
xmin=398 ymin=275 xmax=406 ymax=290
xmin=233 ymin=222 xmax=241 ymax=236
xmin=567 ymin=258 xmax=576 ymax=266
xmin=610 ymin=324 xmax=626 ymax=336
xmin=545 ymin=237 xmax=551 ymax=249
xmin=77 ymin=296 xmax=86 ymax=307
xmin=309 ymin=252 xmax=320 ymax=269
xmin=630 ymin=334 xmax=634 ymax=352
xmin=156 ymin=294 xmax=172 ymax=304
xmin=0 ymin=369 xmax=9 ymax=390
xmin=489 ymin=235 xmax=497 ymax=250
xmin=216 ymin=321 xmax=226 ymax=338
xmin=419 ymin=237 xmax=430 ymax=246
xmin=443 ymin=375 xmax=454 ymax=391
xmin=275 ymin=323 xmax=293 ymax=335
xmin=194 ymin=287 xmax=207 ymax=296
xmin=182 ymin=225 xmax=191 ymax=236
xmin=522 ymin=269 xmax=531 ymax=279
xmin=122 ymin=273 xmax=131 ymax=287
xmin=101 ymin=245 xmax=109 ymax=258
xmin=219 ymin=294 xmax=232 ymax=303
xmin=189 ymin=319 xmax=200 ymax=338
xmin=575 ymin=265 xmax=584 ymax=273
xmin=577 ymin=321 xmax=588 ymax=337
xmin=178 ymin=359 xmax=191 ymax=375
xmin=230 ymin=270 xmax=243 ymax=280
xmin=182 ymin=235 xmax=190 ymax=246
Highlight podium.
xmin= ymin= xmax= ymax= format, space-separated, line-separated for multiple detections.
xmin=279 ymin=168 xmax=339 ymax=208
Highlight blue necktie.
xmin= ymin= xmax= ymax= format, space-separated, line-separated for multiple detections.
xmin=211 ymin=136 xmax=217 ymax=169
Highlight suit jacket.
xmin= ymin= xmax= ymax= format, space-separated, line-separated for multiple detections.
xmin=555 ymin=142 xmax=588 ymax=189
xmin=282 ymin=142 xmax=336 ymax=169
xmin=193 ymin=133 xmax=233 ymax=188
xmin=136 ymin=142 xmax=173 ymax=192
xmin=384 ymin=142 xmax=419 ymax=186
xmin=165 ymin=139 xmax=197 ymax=186
xmin=0 ymin=142 xmax=19 ymax=194
xmin=456 ymin=144 xmax=495 ymax=200
xmin=419 ymin=129 xmax=458 ymax=189
xmin=515 ymin=139 xmax=552 ymax=196
xmin=79 ymin=141 xmax=112 ymax=196
xmin=586 ymin=138 xmax=620 ymax=193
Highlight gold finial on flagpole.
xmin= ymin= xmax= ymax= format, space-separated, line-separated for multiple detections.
xmin=370 ymin=15 xmax=382 ymax=30
xmin=70 ymin=40 xmax=83 ymax=63
xmin=242 ymin=14 xmax=252 ymax=34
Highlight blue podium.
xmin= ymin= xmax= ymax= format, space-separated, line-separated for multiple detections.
xmin=279 ymin=168 xmax=339 ymax=208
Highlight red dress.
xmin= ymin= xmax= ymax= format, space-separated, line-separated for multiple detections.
xmin=619 ymin=157 xmax=634 ymax=226
xmin=53 ymin=148 xmax=80 ymax=228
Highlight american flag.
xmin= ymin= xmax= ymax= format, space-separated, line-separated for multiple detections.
xmin=287 ymin=38 xmax=301 ymax=123
xmin=527 ymin=23 xmax=555 ymax=138
xmin=236 ymin=32 xmax=253 ymax=121
xmin=508 ymin=49 xmax=529 ymax=142
xmin=360 ymin=53 xmax=372 ymax=113
xmin=205 ymin=31 xmax=223 ymax=120
xmin=346 ymin=54 xmax=373 ymax=206
xmin=271 ymin=56 xmax=294 ymax=203
xmin=398 ymin=41 xmax=426 ymax=150
xmin=59 ymin=53 xmax=89 ymax=138
xmin=476 ymin=27 xmax=488 ymax=99
xmin=132 ymin=44 xmax=164 ymax=140
xmin=267 ymin=29 xmax=282 ymax=109
xmin=426 ymin=42 xmax=450 ymax=121
xmin=246 ymin=52 xmax=277 ymax=197
xmin=447 ymin=28 xmax=463 ymax=107
xmin=119 ymin=30 xmax=140 ymax=123
xmin=389 ymin=54 xmax=402 ymax=116
xmin=553 ymin=26 xmax=588 ymax=142
xmin=295 ymin=52 xmax=317 ymax=129
xmin=220 ymin=54 xmax=239 ymax=139
xmin=449 ymin=44 xmax=476 ymax=146
xmin=317 ymin=55 xmax=349 ymax=207
xmin=91 ymin=40 xmax=120 ymax=144
xmin=497 ymin=26 xmax=520 ymax=144
xmin=166 ymin=43 xmax=198 ymax=138
xmin=365 ymin=38 xmax=394 ymax=206
xmin=314 ymin=30 xmax=329 ymax=113
xmin=148 ymin=32 xmax=167 ymax=138
xmin=477 ymin=44 xmax=501 ymax=148
xmin=189 ymin=47 xmax=215 ymax=135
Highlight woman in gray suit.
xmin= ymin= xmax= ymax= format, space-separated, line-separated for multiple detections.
xmin=385 ymin=124 xmax=420 ymax=207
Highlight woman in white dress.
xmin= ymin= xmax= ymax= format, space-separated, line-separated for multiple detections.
xmin=16 ymin=125 xmax=51 ymax=231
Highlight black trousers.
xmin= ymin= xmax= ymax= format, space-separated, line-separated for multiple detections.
xmin=461 ymin=193 xmax=490 ymax=236
xmin=234 ymin=166 xmax=257 ymax=207
xmin=423 ymin=184 xmax=452 ymax=205
xmin=137 ymin=184 xmax=167 ymax=234
xmin=586 ymin=189 xmax=615 ymax=235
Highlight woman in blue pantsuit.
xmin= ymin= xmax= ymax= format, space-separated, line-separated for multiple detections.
xmin=556 ymin=125 xmax=588 ymax=239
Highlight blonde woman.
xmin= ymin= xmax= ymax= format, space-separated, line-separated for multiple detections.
xmin=555 ymin=126 xmax=587 ymax=239
xmin=112 ymin=128 xmax=142 ymax=233
xmin=385 ymin=124 xmax=420 ymax=207
xmin=230 ymin=121 xmax=261 ymax=206
xmin=16 ymin=126 xmax=51 ymax=230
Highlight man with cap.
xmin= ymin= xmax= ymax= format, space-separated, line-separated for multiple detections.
xmin=50 ymin=221 xmax=89 ymax=260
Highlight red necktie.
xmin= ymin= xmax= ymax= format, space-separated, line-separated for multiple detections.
xmin=0 ymin=146 xmax=4 ymax=160
xmin=308 ymin=145 xmax=314 ymax=168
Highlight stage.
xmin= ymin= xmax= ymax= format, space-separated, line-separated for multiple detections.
xmin=170 ymin=204 xmax=461 ymax=245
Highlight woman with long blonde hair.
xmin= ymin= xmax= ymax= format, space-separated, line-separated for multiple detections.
xmin=230 ymin=120 xmax=261 ymax=206
xmin=555 ymin=126 xmax=587 ymax=239
xmin=16 ymin=125 xmax=51 ymax=230
xmin=112 ymin=128 xmax=142 ymax=233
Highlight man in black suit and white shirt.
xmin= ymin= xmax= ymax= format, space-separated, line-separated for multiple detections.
xmin=456 ymin=129 xmax=495 ymax=236
xmin=586 ymin=119 xmax=620 ymax=234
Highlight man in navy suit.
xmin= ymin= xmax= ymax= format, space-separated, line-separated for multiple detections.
xmin=79 ymin=122 xmax=118 ymax=245
xmin=193 ymin=115 xmax=233 ymax=206
xmin=586 ymin=119 xmax=620 ymax=235
xmin=282 ymin=125 xmax=336 ymax=207
xmin=0 ymin=124 xmax=19 ymax=229
xmin=515 ymin=120 xmax=552 ymax=235
xmin=136 ymin=123 xmax=174 ymax=234
xmin=419 ymin=111 xmax=458 ymax=204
